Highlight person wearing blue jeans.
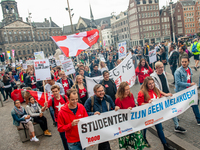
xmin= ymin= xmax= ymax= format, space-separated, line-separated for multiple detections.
xmin=175 ymin=56 xmax=200 ymax=125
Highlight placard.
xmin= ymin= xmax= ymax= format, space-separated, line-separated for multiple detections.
xmin=22 ymin=64 xmax=27 ymax=70
xmin=49 ymin=58 xmax=57 ymax=68
xmin=61 ymin=58 xmax=76 ymax=76
xmin=34 ymin=51 xmax=45 ymax=60
xmin=118 ymin=41 xmax=127 ymax=60
xmin=149 ymin=49 xmax=157 ymax=64
xmin=98 ymin=54 xmax=106 ymax=62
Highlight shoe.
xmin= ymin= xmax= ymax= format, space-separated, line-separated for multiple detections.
xmin=194 ymin=67 xmax=197 ymax=71
xmin=197 ymin=66 xmax=200 ymax=69
xmin=163 ymin=143 xmax=176 ymax=150
xmin=174 ymin=126 xmax=187 ymax=133
xmin=44 ymin=130 xmax=52 ymax=137
xmin=172 ymin=82 xmax=175 ymax=84
xmin=30 ymin=136 xmax=39 ymax=142
xmin=197 ymin=122 xmax=200 ymax=125
xmin=53 ymin=122 xmax=57 ymax=127
xmin=144 ymin=139 xmax=151 ymax=148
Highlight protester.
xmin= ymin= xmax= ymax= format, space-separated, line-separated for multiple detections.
xmin=44 ymin=85 xmax=69 ymax=150
xmin=3 ymin=74 xmax=12 ymax=101
xmin=57 ymin=89 xmax=88 ymax=150
xmin=151 ymin=62 xmax=186 ymax=133
xmin=26 ymin=71 xmax=37 ymax=91
xmin=19 ymin=68 xmax=25 ymax=83
xmin=178 ymin=47 xmax=188 ymax=67
xmin=99 ymin=70 xmax=117 ymax=102
xmin=84 ymin=84 xmax=120 ymax=150
xmin=11 ymin=85 xmax=24 ymax=103
xmin=90 ymin=64 xmax=102 ymax=77
xmin=158 ymin=47 xmax=167 ymax=71
xmin=137 ymin=77 xmax=176 ymax=150
xmin=99 ymin=61 xmax=108 ymax=73
xmin=107 ymin=56 xmax=115 ymax=71
xmin=137 ymin=46 xmax=143 ymax=61
xmin=57 ymin=71 xmax=73 ymax=95
xmin=190 ymin=38 xmax=200 ymax=71
xmin=26 ymin=97 xmax=52 ymax=136
xmin=90 ymin=60 xmax=95 ymax=72
xmin=36 ymin=81 xmax=44 ymax=92
xmin=135 ymin=58 xmax=153 ymax=85
xmin=0 ymin=75 xmax=5 ymax=101
xmin=175 ymin=56 xmax=200 ymax=125
xmin=84 ymin=66 xmax=90 ymax=76
xmin=116 ymin=59 xmax=122 ymax=66
xmin=115 ymin=82 xmax=147 ymax=149
xmin=54 ymin=66 xmax=61 ymax=80
xmin=168 ymin=43 xmax=179 ymax=84
xmin=11 ymin=100 xmax=39 ymax=142
xmin=72 ymin=75 xmax=88 ymax=105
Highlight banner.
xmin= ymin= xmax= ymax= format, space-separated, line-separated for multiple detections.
xmin=62 ymin=58 xmax=76 ymax=76
xmin=7 ymin=51 xmax=11 ymax=59
xmin=34 ymin=59 xmax=51 ymax=81
xmin=34 ymin=51 xmax=45 ymax=60
xmin=118 ymin=41 xmax=127 ymax=60
xmin=59 ymin=55 xmax=65 ymax=61
xmin=78 ymin=85 xmax=198 ymax=148
xmin=49 ymin=58 xmax=57 ymax=68
xmin=98 ymin=54 xmax=106 ymax=62
xmin=12 ymin=49 xmax=15 ymax=58
xmin=149 ymin=49 xmax=157 ymax=64
xmin=86 ymin=53 xmax=136 ymax=97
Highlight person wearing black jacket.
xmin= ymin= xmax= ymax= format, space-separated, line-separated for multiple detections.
xmin=36 ymin=81 xmax=44 ymax=92
xmin=168 ymin=43 xmax=179 ymax=84
xmin=26 ymin=71 xmax=37 ymax=91
xmin=106 ymin=56 xmax=115 ymax=71
xmin=90 ymin=64 xmax=102 ymax=77
xmin=99 ymin=70 xmax=117 ymax=102
xmin=2 ymin=75 xmax=12 ymax=101
xmin=94 ymin=57 xmax=99 ymax=65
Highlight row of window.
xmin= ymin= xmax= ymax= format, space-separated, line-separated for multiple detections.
xmin=138 ymin=5 xmax=159 ymax=12
xmin=161 ymin=17 xmax=170 ymax=23
xmin=184 ymin=12 xmax=194 ymax=17
xmin=183 ymin=7 xmax=194 ymax=11
xmin=185 ymin=18 xmax=195 ymax=22
xmin=139 ymin=18 xmax=160 ymax=26
xmin=162 ymin=24 xmax=170 ymax=29
xmin=178 ymin=28 xmax=183 ymax=34
xmin=139 ymin=11 xmax=159 ymax=18
xmin=185 ymin=23 xmax=195 ymax=28
xmin=142 ymin=31 xmax=161 ymax=38
xmin=18 ymin=47 xmax=54 ymax=55
xmin=112 ymin=20 xmax=128 ymax=28
xmin=140 ymin=25 xmax=160 ymax=32
xmin=113 ymin=27 xmax=129 ymax=34
xmin=185 ymin=29 xmax=196 ymax=33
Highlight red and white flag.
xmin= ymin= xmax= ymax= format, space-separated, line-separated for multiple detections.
xmin=51 ymin=29 xmax=99 ymax=57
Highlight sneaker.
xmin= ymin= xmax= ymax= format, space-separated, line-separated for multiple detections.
xmin=197 ymin=122 xmax=200 ymax=125
xmin=144 ymin=138 xmax=151 ymax=148
xmin=171 ymin=82 xmax=175 ymax=84
xmin=31 ymin=136 xmax=39 ymax=142
xmin=194 ymin=67 xmax=197 ymax=71
xmin=174 ymin=126 xmax=187 ymax=133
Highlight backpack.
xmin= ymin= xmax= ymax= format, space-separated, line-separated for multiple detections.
xmin=51 ymin=95 xmax=67 ymax=110
xmin=185 ymin=49 xmax=193 ymax=58
xmin=192 ymin=43 xmax=198 ymax=53
xmin=90 ymin=96 xmax=110 ymax=112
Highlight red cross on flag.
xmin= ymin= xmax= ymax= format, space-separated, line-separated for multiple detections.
xmin=51 ymin=29 xmax=99 ymax=57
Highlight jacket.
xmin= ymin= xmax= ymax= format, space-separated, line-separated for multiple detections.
xmin=90 ymin=70 xmax=102 ymax=77
xmin=84 ymin=94 xmax=115 ymax=116
xmin=36 ymin=81 xmax=44 ymax=92
xmin=168 ymin=51 xmax=179 ymax=67
xmin=11 ymin=107 xmax=27 ymax=126
xmin=26 ymin=103 xmax=42 ymax=117
xmin=178 ymin=52 xmax=188 ymax=67
xmin=106 ymin=60 xmax=115 ymax=71
xmin=150 ymin=71 xmax=169 ymax=91
xmin=190 ymin=41 xmax=200 ymax=55
xmin=135 ymin=66 xmax=153 ymax=83
xmin=72 ymin=83 xmax=88 ymax=103
xmin=174 ymin=66 xmax=193 ymax=93
xmin=57 ymin=78 xmax=73 ymax=89
xmin=19 ymin=72 xmax=25 ymax=83
xmin=26 ymin=76 xmax=36 ymax=88
xmin=11 ymin=89 xmax=24 ymax=103
xmin=99 ymin=79 xmax=117 ymax=98
xmin=57 ymin=103 xmax=88 ymax=143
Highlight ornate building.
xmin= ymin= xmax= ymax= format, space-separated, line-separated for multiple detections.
xmin=0 ymin=0 xmax=62 ymax=61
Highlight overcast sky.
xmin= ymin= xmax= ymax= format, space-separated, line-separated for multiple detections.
xmin=0 ymin=0 xmax=177 ymax=27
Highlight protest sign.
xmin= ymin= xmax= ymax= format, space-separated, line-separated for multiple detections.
xmin=149 ymin=49 xmax=157 ymax=64
xmin=26 ymin=60 xmax=34 ymax=66
xmin=34 ymin=59 xmax=51 ymax=81
xmin=49 ymin=58 xmax=57 ymax=68
xmin=34 ymin=51 xmax=45 ymax=60
xmin=59 ymin=55 xmax=65 ymax=61
xmin=56 ymin=60 xmax=61 ymax=66
xmin=11 ymin=63 xmax=15 ymax=67
xmin=19 ymin=60 xmax=23 ymax=64
xmin=22 ymin=64 xmax=27 ymax=70
xmin=118 ymin=41 xmax=127 ymax=60
xmin=86 ymin=53 xmax=136 ymax=97
xmin=61 ymin=58 xmax=76 ymax=76
xmin=78 ymin=85 xmax=198 ymax=148
xmin=98 ymin=54 xmax=106 ymax=62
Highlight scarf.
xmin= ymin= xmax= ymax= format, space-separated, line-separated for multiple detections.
xmin=14 ymin=106 xmax=24 ymax=116
xmin=31 ymin=102 xmax=39 ymax=113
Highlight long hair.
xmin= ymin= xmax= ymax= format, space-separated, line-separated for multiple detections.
xmin=140 ymin=76 xmax=161 ymax=102
xmin=116 ymin=82 xmax=131 ymax=100
xmin=2 ymin=75 xmax=8 ymax=83
xmin=100 ymin=61 xmax=106 ymax=69
xmin=138 ymin=58 xmax=149 ymax=71
xmin=72 ymin=75 xmax=83 ymax=89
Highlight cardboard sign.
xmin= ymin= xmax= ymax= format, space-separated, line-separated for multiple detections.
xmin=118 ymin=41 xmax=127 ymax=59
xmin=61 ymin=58 xmax=76 ymax=76
xmin=34 ymin=51 xmax=45 ymax=60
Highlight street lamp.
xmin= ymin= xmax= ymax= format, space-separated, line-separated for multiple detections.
xmin=66 ymin=0 xmax=74 ymax=33
xmin=170 ymin=0 xmax=175 ymax=43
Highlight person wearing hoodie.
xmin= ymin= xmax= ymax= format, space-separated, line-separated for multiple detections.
xmin=135 ymin=58 xmax=153 ymax=85
xmin=19 ymin=68 xmax=25 ymax=84
xmin=57 ymin=88 xmax=88 ymax=150
xmin=11 ymin=85 xmax=24 ymax=103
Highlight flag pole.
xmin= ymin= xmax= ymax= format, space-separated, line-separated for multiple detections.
xmin=43 ymin=80 xmax=47 ymax=102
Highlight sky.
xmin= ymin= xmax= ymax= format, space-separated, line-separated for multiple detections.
xmin=0 ymin=0 xmax=178 ymax=27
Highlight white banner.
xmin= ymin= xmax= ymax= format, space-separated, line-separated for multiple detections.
xmin=149 ymin=49 xmax=157 ymax=64
xmin=34 ymin=59 xmax=51 ymax=81
xmin=118 ymin=41 xmax=127 ymax=60
xmin=98 ymin=54 xmax=106 ymax=62
xmin=34 ymin=51 xmax=45 ymax=60
xmin=78 ymin=85 xmax=198 ymax=148
xmin=86 ymin=53 xmax=136 ymax=97
xmin=62 ymin=58 xmax=76 ymax=76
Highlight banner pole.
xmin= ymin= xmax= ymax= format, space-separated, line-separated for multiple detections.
xmin=43 ymin=80 xmax=47 ymax=102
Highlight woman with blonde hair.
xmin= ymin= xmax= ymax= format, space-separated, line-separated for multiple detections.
xmin=115 ymin=82 xmax=147 ymax=150
xmin=137 ymin=76 xmax=175 ymax=150
xmin=72 ymin=75 xmax=88 ymax=105
xmin=99 ymin=61 xmax=108 ymax=73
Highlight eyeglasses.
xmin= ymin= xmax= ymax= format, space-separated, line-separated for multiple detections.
xmin=96 ymin=90 xmax=104 ymax=93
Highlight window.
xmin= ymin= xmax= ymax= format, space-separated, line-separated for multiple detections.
xmin=150 ymin=6 xmax=152 ymax=10
xmin=141 ymin=6 xmax=143 ymax=11
xmin=147 ymin=6 xmax=149 ymax=10
xmin=178 ymin=9 xmax=180 ymax=12
xmin=157 ymin=12 xmax=159 ymax=16
xmin=18 ymin=51 xmax=21 ymax=55
xmin=178 ymin=15 xmax=181 ymax=21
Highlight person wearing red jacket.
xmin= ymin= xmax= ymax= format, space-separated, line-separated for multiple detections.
xmin=135 ymin=58 xmax=153 ymax=85
xmin=11 ymin=85 xmax=24 ymax=103
xmin=19 ymin=69 xmax=25 ymax=83
xmin=57 ymin=88 xmax=88 ymax=150
xmin=137 ymin=76 xmax=176 ymax=150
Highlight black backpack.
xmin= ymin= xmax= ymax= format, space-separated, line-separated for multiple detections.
xmin=51 ymin=95 xmax=67 ymax=110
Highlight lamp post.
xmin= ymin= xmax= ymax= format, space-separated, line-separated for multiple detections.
xmin=66 ymin=0 xmax=74 ymax=33
xmin=170 ymin=0 xmax=175 ymax=43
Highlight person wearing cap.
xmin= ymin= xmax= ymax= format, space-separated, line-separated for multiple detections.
xmin=190 ymin=38 xmax=200 ymax=71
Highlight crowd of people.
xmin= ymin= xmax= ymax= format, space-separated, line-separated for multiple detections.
xmin=1 ymin=38 xmax=199 ymax=150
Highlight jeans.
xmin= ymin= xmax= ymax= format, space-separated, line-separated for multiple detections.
xmin=49 ymin=107 xmax=55 ymax=123
xmin=191 ymin=104 xmax=200 ymax=123
xmin=4 ymin=87 xmax=12 ymax=99
xmin=68 ymin=141 xmax=84 ymax=150
xmin=172 ymin=117 xmax=179 ymax=128
xmin=143 ymin=123 xmax=166 ymax=144
xmin=170 ymin=65 xmax=177 ymax=82
xmin=32 ymin=88 xmax=37 ymax=91
xmin=98 ymin=141 xmax=111 ymax=150
xmin=33 ymin=116 xmax=48 ymax=131
xmin=59 ymin=132 xmax=69 ymax=150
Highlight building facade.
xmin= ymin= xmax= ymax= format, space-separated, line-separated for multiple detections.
xmin=101 ymin=27 xmax=114 ymax=48
xmin=0 ymin=0 xmax=62 ymax=61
